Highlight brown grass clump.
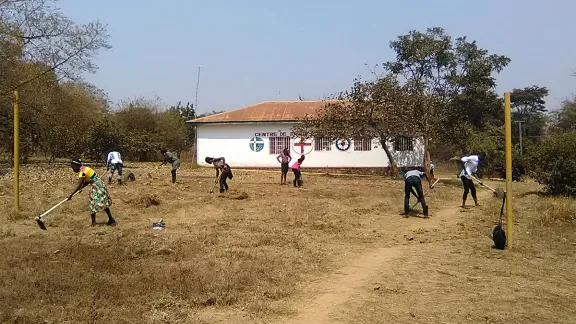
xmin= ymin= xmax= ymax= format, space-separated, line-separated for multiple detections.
xmin=229 ymin=190 xmax=249 ymax=200
xmin=536 ymin=198 xmax=576 ymax=226
xmin=123 ymin=194 xmax=161 ymax=208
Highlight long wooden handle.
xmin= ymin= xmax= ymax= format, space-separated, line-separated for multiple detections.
xmin=409 ymin=179 xmax=440 ymax=209
xmin=469 ymin=175 xmax=496 ymax=192
xmin=38 ymin=198 xmax=68 ymax=219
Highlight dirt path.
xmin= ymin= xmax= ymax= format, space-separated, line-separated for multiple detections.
xmin=275 ymin=194 xmax=475 ymax=324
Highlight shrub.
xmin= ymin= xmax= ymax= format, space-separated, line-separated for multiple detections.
xmin=528 ymin=132 xmax=576 ymax=196
xmin=465 ymin=126 xmax=526 ymax=180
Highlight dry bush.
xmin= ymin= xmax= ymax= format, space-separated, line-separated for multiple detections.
xmin=535 ymin=198 xmax=576 ymax=226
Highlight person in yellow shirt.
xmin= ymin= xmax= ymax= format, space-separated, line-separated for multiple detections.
xmin=68 ymin=157 xmax=116 ymax=226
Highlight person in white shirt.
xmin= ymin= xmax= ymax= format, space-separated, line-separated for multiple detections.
xmin=459 ymin=154 xmax=481 ymax=208
xmin=106 ymin=151 xmax=124 ymax=185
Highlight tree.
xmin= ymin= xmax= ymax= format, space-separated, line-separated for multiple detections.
xmin=40 ymin=82 xmax=105 ymax=162
xmin=292 ymin=76 xmax=413 ymax=173
xmin=157 ymin=110 xmax=193 ymax=157
xmin=170 ymin=101 xmax=196 ymax=120
xmin=85 ymin=115 xmax=123 ymax=163
xmin=382 ymin=27 xmax=511 ymax=168
xmin=113 ymin=97 xmax=162 ymax=161
xmin=0 ymin=0 xmax=110 ymax=164
xmin=196 ymin=110 xmax=225 ymax=118
xmin=528 ymin=132 xmax=576 ymax=196
xmin=510 ymin=86 xmax=548 ymax=117
xmin=0 ymin=0 xmax=111 ymax=94
xmin=510 ymin=86 xmax=549 ymax=145
xmin=555 ymin=96 xmax=576 ymax=132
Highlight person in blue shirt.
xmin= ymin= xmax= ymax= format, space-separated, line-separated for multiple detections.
xmin=401 ymin=167 xmax=432 ymax=217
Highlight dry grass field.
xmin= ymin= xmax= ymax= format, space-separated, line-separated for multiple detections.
xmin=0 ymin=163 xmax=575 ymax=323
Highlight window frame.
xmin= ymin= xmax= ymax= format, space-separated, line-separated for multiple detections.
xmin=393 ymin=136 xmax=414 ymax=151
xmin=353 ymin=138 xmax=372 ymax=151
xmin=269 ymin=136 xmax=291 ymax=155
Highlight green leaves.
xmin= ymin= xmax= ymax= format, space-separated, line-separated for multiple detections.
xmin=529 ymin=132 xmax=576 ymax=196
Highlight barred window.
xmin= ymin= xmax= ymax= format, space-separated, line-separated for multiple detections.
xmin=353 ymin=138 xmax=372 ymax=151
xmin=314 ymin=138 xmax=332 ymax=151
xmin=394 ymin=136 xmax=414 ymax=151
xmin=269 ymin=137 xmax=291 ymax=155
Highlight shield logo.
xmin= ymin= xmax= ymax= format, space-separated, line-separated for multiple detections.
xmin=291 ymin=137 xmax=314 ymax=155
xmin=249 ymin=137 xmax=264 ymax=152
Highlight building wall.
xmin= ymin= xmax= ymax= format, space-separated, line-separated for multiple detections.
xmin=196 ymin=123 xmax=425 ymax=168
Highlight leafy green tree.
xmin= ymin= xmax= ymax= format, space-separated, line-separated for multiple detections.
xmin=293 ymin=76 xmax=415 ymax=173
xmin=113 ymin=97 xmax=162 ymax=161
xmin=529 ymin=132 xmax=576 ymax=196
xmin=85 ymin=116 xmax=123 ymax=163
xmin=510 ymin=86 xmax=549 ymax=146
xmin=157 ymin=110 xmax=193 ymax=157
xmin=382 ymin=27 xmax=511 ymax=169
xmin=555 ymin=96 xmax=576 ymax=132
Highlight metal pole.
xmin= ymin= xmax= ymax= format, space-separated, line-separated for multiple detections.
xmin=13 ymin=90 xmax=19 ymax=211
xmin=195 ymin=65 xmax=201 ymax=111
xmin=515 ymin=121 xmax=524 ymax=154
xmin=194 ymin=65 xmax=201 ymax=165
xmin=504 ymin=92 xmax=513 ymax=248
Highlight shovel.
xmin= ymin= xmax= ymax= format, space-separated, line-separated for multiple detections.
xmin=36 ymin=192 xmax=79 ymax=230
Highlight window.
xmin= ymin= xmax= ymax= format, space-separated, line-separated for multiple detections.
xmin=269 ymin=136 xmax=291 ymax=155
xmin=314 ymin=138 xmax=332 ymax=151
xmin=353 ymin=138 xmax=372 ymax=151
xmin=394 ymin=136 xmax=414 ymax=151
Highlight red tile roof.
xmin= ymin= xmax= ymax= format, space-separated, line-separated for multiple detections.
xmin=187 ymin=100 xmax=339 ymax=124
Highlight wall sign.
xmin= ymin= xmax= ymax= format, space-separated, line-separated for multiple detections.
xmin=335 ymin=138 xmax=351 ymax=151
xmin=254 ymin=130 xmax=289 ymax=137
xmin=291 ymin=137 xmax=314 ymax=155
xmin=249 ymin=137 xmax=264 ymax=152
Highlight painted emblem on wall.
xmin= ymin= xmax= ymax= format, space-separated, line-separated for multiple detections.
xmin=291 ymin=137 xmax=314 ymax=155
xmin=249 ymin=137 xmax=264 ymax=152
xmin=335 ymin=138 xmax=351 ymax=151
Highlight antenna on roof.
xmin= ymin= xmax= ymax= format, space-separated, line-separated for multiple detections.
xmin=195 ymin=65 xmax=201 ymax=112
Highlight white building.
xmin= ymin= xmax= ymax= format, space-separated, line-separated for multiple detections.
xmin=188 ymin=101 xmax=425 ymax=169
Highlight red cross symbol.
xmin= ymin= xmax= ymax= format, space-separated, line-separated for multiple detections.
xmin=294 ymin=137 xmax=312 ymax=154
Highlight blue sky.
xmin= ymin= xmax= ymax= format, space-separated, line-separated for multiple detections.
xmin=59 ymin=0 xmax=575 ymax=114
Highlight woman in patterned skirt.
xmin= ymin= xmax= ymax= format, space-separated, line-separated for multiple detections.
xmin=68 ymin=157 xmax=116 ymax=226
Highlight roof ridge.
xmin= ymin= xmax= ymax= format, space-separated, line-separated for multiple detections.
xmin=193 ymin=102 xmax=263 ymax=121
xmin=188 ymin=100 xmax=335 ymax=124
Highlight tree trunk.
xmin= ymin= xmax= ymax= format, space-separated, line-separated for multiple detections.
xmin=380 ymin=136 xmax=398 ymax=175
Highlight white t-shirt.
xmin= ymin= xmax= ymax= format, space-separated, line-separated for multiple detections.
xmin=107 ymin=151 xmax=123 ymax=165
xmin=459 ymin=155 xmax=479 ymax=178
